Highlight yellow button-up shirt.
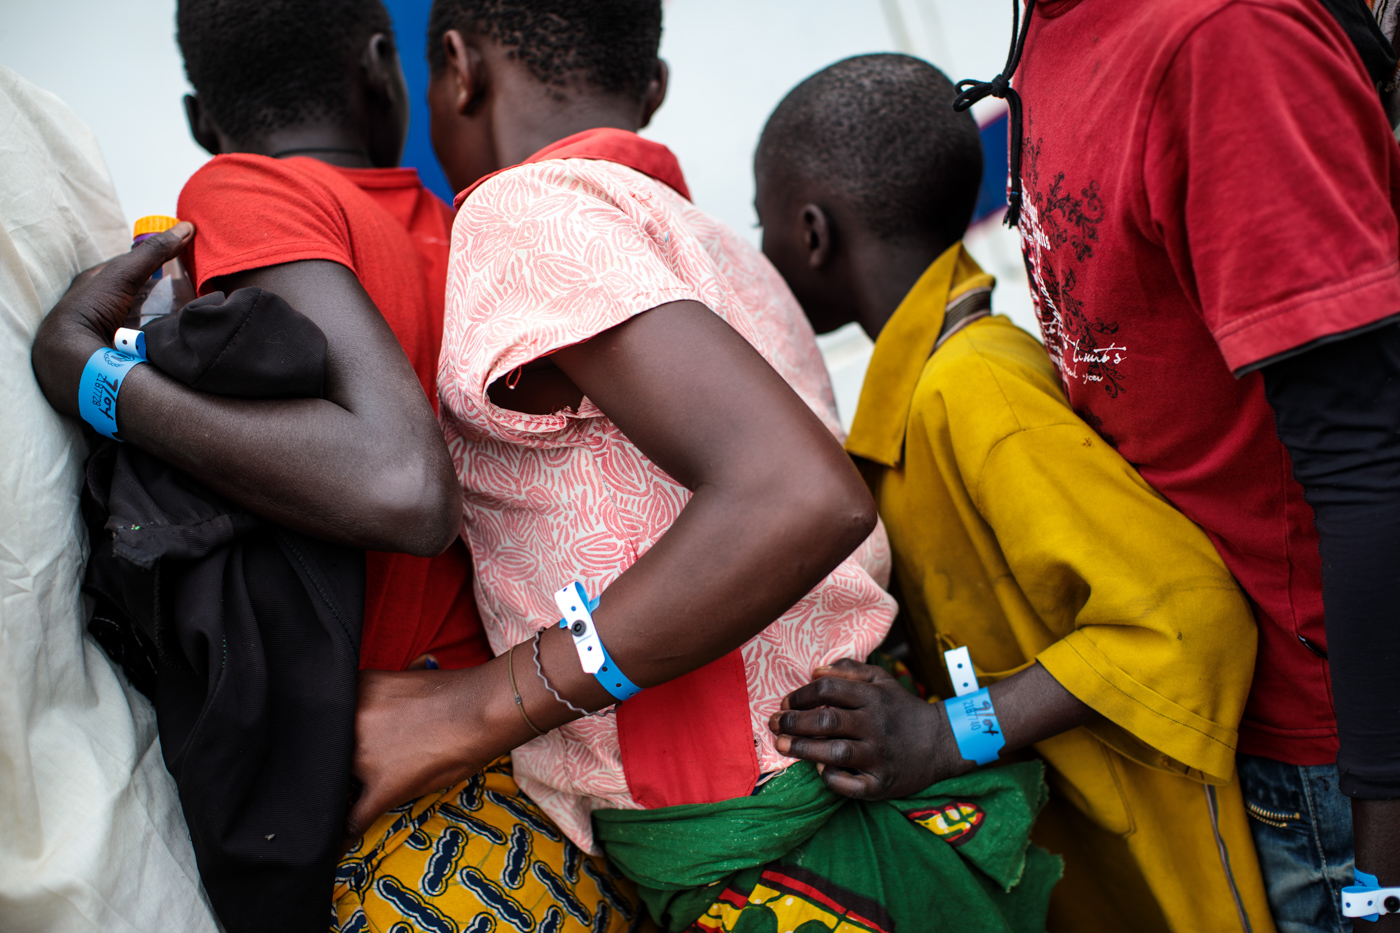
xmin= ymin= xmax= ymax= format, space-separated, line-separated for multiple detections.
xmin=848 ymin=243 xmax=1256 ymax=780
xmin=846 ymin=244 xmax=1272 ymax=931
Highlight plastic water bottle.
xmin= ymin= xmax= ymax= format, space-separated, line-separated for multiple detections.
xmin=127 ymin=215 xmax=195 ymax=326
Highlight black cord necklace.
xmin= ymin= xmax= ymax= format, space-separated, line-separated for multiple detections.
xmin=267 ymin=146 xmax=372 ymax=160
xmin=952 ymin=0 xmax=1038 ymax=229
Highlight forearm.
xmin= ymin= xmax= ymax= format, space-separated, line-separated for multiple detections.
xmin=986 ymin=662 xmax=1102 ymax=755
xmin=927 ymin=663 xmax=1100 ymax=784
xmin=118 ymin=363 xmax=450 ymax=552
xmin=32 ymin=245 xmax=457 ymax=555
xmin=543 ymin=300 xmax=876 ymax=701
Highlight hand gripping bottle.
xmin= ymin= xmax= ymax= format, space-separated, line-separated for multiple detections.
xmin=127 ymin=215 xmax=195 ymax=326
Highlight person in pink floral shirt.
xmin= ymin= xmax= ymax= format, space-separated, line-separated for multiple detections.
xmin=349 ymin=22 xmax=897 ymax=851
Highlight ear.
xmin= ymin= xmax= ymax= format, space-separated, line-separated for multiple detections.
xmin=638 ymin=59 xmax=669 ymax=129
xmin=441 ymin=29 xmax=488 ymax=116
xmin=363 ymin=32 xmax=403 ymax=108
xmin=363 ymin=31 xmax=409 ymax=167
xmin=800 ymin=203 xmax=835 ymax=270
xmin=183 ymin=94 xmax=223 ymax=156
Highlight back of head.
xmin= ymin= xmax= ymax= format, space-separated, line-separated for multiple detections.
xmin=758 ymin=54 xmax=983 ymax=248
xmin=426 ymin=0 xmax=662 ymax=102
xmin=177 ymin=0 xmax=394 ymax=141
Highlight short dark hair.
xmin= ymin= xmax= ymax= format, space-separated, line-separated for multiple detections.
xmin=427 ymin=0 xmax=662 ymax=101
xmin=177 ymin=0 xmax=394 ymax=141
xmin=757 ymin=54 xmax=983 ymax=246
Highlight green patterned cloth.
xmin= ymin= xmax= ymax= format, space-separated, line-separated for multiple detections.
xmin=593 ymin=760 xmax=1060 ymax=932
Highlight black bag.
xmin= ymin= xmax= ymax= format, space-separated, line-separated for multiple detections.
xmin=83 ymin=288 xmax=362 ymax=933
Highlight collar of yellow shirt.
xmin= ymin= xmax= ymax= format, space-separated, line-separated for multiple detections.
xmin=846 ymin=242 xmax=996 ymax=468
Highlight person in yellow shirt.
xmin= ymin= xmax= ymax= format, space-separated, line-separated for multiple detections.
xmin=755 ymin=53 xmax=1276 ymax=933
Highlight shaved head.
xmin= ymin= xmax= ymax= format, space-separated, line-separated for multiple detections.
xmin=757 ymin=53 xmax=982 ymax=247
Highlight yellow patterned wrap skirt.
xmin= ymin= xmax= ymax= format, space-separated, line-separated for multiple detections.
xmin=333 ymin=758 xmax=652 ymax=933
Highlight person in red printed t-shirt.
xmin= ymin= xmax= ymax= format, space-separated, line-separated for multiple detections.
xmin=174 ymin=10 xmax=489 ymax=679
xmin=952 ymin=0 xmax=1400 ymax=930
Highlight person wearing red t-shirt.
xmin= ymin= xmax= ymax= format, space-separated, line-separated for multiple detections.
xmin=949 ymin=0 xmax=1400 ymax=930
xmin=30 ymin=0 xmax=649 ymax=928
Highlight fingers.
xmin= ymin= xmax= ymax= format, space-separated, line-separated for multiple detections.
xmin=70 ymin=258 xmax=114 ymax=289
xmin=343 ymin=779 xmax=393 ymax=844
xmin=109 ymin=222 xmax=195 ymax=293
xmin=819 ymin=766 xmax=885 ymax=801
xmin=56 ymin=222 xmax=196 ymax=337
xmin=812 ymin=658 xmax=893 ymax=684
xmin=782 ymin=672 xmax=882 ymax=712
xmin=778 ymin=735 xmax=874 ymax=772
xmin=771 ymin=704 xmax=859 ymax=738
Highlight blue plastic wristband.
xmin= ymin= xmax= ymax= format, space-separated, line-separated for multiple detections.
xmin=558 ymin=592 xmax=642 ymax=702
xmin=1343 ymin=870 xmax=1383 ymax=922
xmin=943 ymin=687 xmax=1005 ymax=766
xmin=78 ymin=348 xmax=145 ymax=441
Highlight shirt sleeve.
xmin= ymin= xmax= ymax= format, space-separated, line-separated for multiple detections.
xmin=1142 ymin=0 xmax=1400 ymax=373
xmin=972 ymin=422 xmax=1257 ymax=782
xmin=441 ymin=162 xmax=708 ymax=442
xmin=176 ymin=154 xmax=355 ymax=293
xmin=1263 ymin=322 xmax=1400 ymax=796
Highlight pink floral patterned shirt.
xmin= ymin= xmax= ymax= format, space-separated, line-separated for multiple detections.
xmin=439 ymin=157 xmax=894 ymax=851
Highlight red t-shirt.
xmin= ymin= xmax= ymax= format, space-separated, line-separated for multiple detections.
xmin=177 ymin=154 xmax=490 ymax=672
xmin=1018 ymin=0 xmax=1400 ymax=764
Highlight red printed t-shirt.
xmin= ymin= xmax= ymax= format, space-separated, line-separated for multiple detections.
xmin=177 ymin=154 xmax=489 ymax=672
xmin=1017 ymin=0 xmax=1400 ymax=764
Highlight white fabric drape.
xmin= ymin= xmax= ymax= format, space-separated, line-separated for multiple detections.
xmin=0 ymin=65 xmax=218 ymax=933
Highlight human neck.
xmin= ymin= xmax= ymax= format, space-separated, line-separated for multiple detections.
xmin=235 ymin=124 xmax=376 ymax=168
xmin=844 ymin=235 xmax=948 ymax=341
xmin=491 ymin=90 xmax=643 ymax=167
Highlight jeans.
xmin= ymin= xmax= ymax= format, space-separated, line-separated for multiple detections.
xmin=1238 ymin=753 xmax=1354 ymax=933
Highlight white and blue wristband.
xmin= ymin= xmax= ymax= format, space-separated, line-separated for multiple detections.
xmin=942 ymin=646 xmax=1005 ymax=766
xmin=78 ymin=335 xmax=148 ymax=441
xmin=1343 ymin=870 xmax=1400 ymax=922
xmin=553 ymin=581 xmax=642 ymax=702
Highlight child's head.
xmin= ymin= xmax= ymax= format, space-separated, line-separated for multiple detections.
xmin=177 ymin=0 xmax=407 ymax=167
xmin=755 ymin=54 xmax=982 ymax=336
xmin=425 ymin=0 xmax=667 ymax=192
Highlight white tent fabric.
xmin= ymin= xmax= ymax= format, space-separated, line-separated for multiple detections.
xmin=0 ymin=65 xmax=218 ymax=933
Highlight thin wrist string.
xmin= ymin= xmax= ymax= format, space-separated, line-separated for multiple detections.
xmin=507 ymin=642 xmax=545 ymax=737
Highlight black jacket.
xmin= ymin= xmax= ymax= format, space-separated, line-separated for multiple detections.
xmin=84 ymin=288 xmax=363 ymax=933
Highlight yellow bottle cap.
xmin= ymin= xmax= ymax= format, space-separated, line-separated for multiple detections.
xmin=132 ymin=215 xmax=181 ymax=238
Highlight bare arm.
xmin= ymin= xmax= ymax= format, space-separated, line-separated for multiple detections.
xmin=346 ymin=300 xmax=877 ymax=834
xmin=770 ymin=659 xmax=1099 ymax=799
xmin=31 ymin=225 xmax=457 ymax=555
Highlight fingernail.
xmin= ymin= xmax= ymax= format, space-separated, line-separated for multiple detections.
xmin=768 ymin=713 xmax=781 ymax=732
xmin=172 ymin=221 xmax=194 ymax=239
xmin=780 ymin=697 xmax=791 ymax=711
xmin=425 ymin=657 xmax=439 ymax=670
xmin=814 ymin=665 xmax=832 ymax=675
xmin=776 ymin=736 xmax=790 ymax=754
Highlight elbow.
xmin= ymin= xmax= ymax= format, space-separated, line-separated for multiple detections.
xmin=365 ymin=447 xmax=460 ymax=557
xmin=788 ymin=458 xmax=878 ymax=568
xmin=830 ymin=472 xmax=878 ymax=552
